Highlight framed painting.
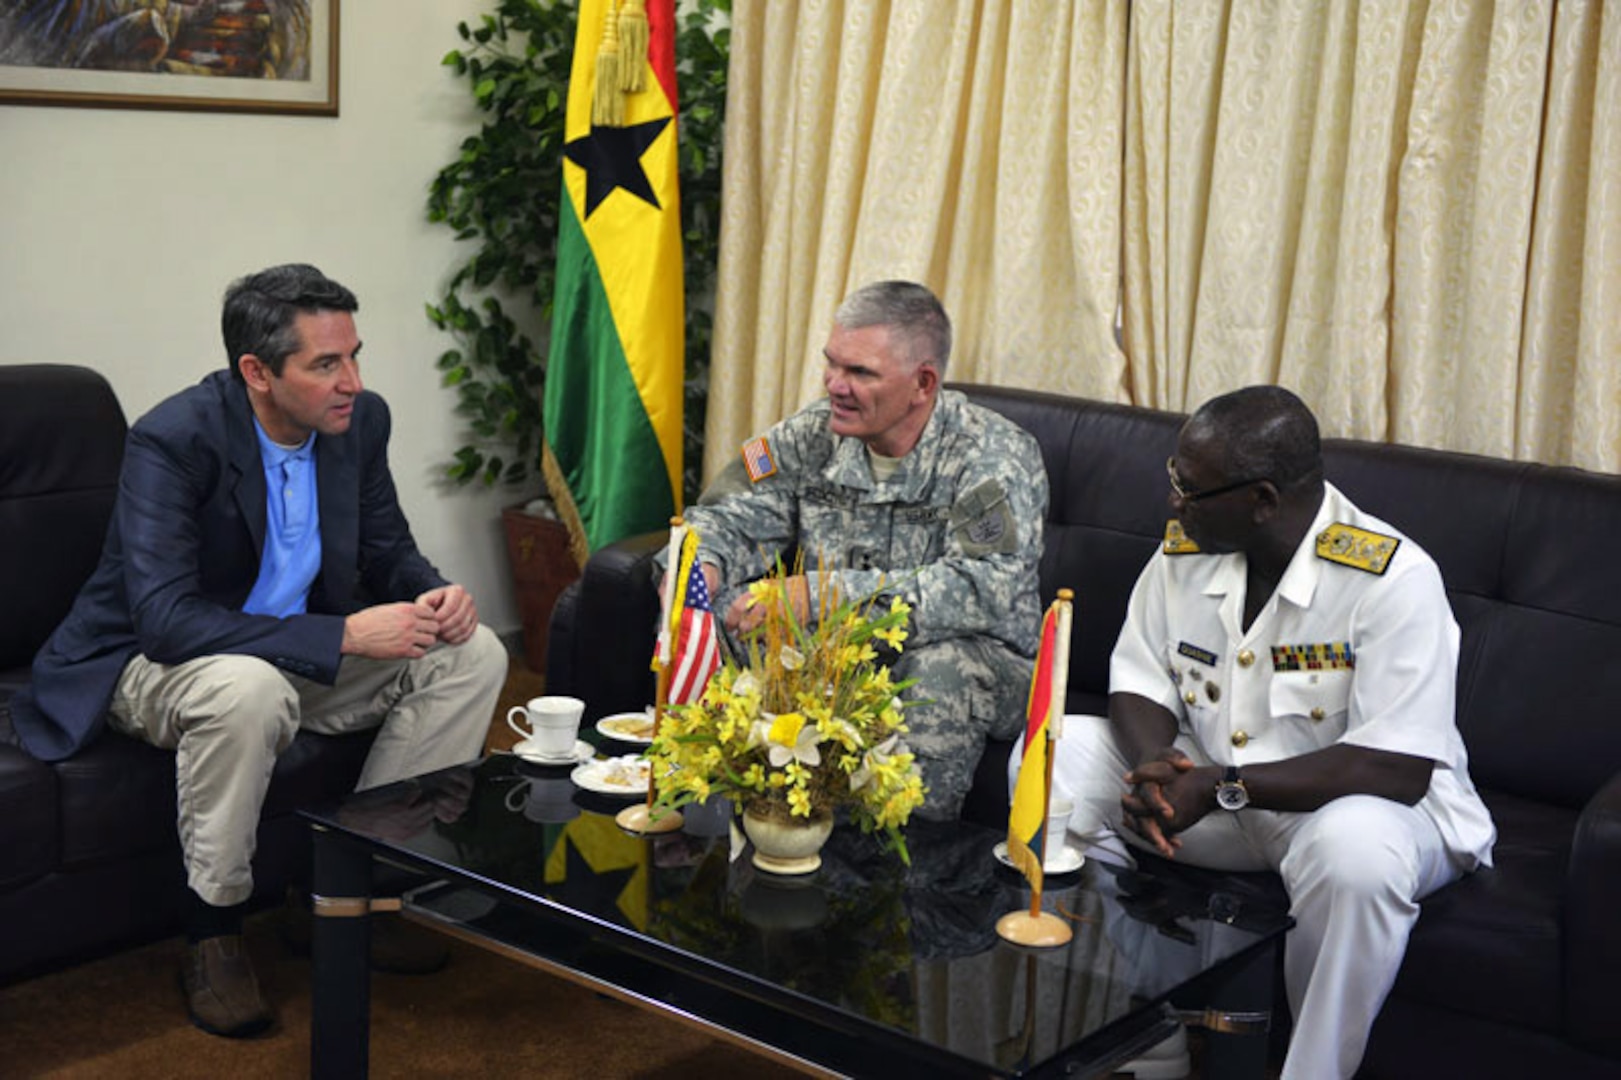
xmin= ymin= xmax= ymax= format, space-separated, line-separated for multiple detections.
xmin=0 ymin=0 xmax=338 ymax=115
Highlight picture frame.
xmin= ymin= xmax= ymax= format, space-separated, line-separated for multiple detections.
xmin=0 ymin=0 xmax=338 ymax=116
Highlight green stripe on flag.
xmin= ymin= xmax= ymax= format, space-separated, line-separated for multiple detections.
xmin=544 ymin=195 xmax=675 ymax=552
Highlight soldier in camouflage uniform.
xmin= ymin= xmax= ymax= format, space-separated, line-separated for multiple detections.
xmin=681 ymin=281 xmax=1048 ymax=819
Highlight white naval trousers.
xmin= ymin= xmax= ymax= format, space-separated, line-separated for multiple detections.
xmin=108 ymin=625 xmax=507 ymax=908
xmin=1013 ymin=715 xmax=1466 ymax=1080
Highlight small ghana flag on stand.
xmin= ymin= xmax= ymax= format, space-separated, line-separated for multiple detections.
xmin=543 ymin=0 xmax=685 ymax=567
xmin=996 ymin=589 xmax=1074 ymax=947
xmin=1007 ymin=592 xmax=1073 ymax=894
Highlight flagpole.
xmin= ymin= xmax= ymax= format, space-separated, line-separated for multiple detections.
xmin=997 ymin=589 xmax=1075 ymax=947
xmin=618 ymin=517 xmax=686 ymax=834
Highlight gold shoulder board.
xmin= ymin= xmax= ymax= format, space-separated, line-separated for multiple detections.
xmin=1315 ymin=522 xmax=1400 ymax=575
xmin=1163 ymin=519 xmax=1200 ymax=555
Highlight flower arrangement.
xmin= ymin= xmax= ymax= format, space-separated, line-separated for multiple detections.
xmin=647 ymin=561 xmax=928 ymax=862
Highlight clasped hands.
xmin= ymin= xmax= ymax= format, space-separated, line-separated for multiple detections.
xmin=1121 ymin=748 xmax=1221 ymax=859
xmin=341 ymin=584 xmax=479 ymax=660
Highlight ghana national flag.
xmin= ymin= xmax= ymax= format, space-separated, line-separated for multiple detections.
xmin=544 ymin=0 xmax=684 ymax=564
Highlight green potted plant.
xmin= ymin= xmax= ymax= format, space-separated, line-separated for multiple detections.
xmin=425 ymin=0 xmax=730 ymax=669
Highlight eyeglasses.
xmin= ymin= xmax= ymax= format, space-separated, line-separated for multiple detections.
xmin=1166 ymin=457 xmax=1270 ymax=503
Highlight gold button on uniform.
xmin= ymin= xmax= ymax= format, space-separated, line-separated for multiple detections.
xmin=1238 ymin=649 xmax=1255 ymax=667
xmin=1185 ymin=690 xmax=1198 ymax=705
xmin=1310 ymin=707 xmax=1326 ymax=721
xmin=1231 ymin=730 xmax=1249 ymax=748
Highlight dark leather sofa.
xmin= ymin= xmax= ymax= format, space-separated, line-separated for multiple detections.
xmin=547 ymin=383 xmax=1621 ymax=1078
xmin=0 ymin=364 xmax=375 ymax=984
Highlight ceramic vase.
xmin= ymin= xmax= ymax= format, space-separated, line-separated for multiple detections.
xmin=741 ymin=802 xmax=833 ymax=874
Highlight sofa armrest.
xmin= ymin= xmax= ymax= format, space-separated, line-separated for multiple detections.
xmin=1566 ymin=768 xmax=1621 ymax=1057
xmin=544 ymin=530 xmax=666 ymax=721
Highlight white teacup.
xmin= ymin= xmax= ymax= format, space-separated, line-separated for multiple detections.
xmin=1044 ymin=796 xmax=1074 ymax=864
xmin=506 ymin=695 xmax=585 ymax=757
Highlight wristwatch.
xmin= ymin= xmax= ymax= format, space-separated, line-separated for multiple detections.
xmin=1215 ymin=766 xmax=1250 ymax=811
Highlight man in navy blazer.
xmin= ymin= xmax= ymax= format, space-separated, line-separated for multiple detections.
xmin=12 ymin=264 xmax=507 ymax=1037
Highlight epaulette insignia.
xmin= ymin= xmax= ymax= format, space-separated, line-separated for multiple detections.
xmin=1163 ymin=519 xmax=1200 ymax=555
xmin=1316 ymin=523 xmax=1399 ymax=575
xmin=741 ymin=435 xmax=776 ymax=483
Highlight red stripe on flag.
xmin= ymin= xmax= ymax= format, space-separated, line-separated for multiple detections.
xmin=669 ymin=606 xmax=719 ymax=704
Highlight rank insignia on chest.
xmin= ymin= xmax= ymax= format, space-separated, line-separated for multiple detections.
xmin=1271 ymin=642 xmax=1355 ymax=672
xmin=1163 ymin=519 xmax=1200 ymax=555
xmin=741 ymin=436 xmax=777 ymax=483
xmin=1315 ymin=522 xmax=1399 ymax=574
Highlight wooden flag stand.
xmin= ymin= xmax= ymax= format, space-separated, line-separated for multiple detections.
xmin=618 ymin=518 xmax=687 ymax=835
xmin=996 ymin=590 xmax=1074 ymax=947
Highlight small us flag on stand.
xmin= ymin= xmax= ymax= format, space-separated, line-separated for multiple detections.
xmin=666 ymin=528 xmax=721 ymax=705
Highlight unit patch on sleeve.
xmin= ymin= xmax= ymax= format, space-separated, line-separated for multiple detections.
xmin=1271 ymin=642 xmax=1355 ymax=671
xmin=741 ymin=435 xmax=777 ymax=483
xmin=1163 ymin=519 xmax=1201 ymax=555
xmin=1315 ymin=523 xmax=1399 ymax=575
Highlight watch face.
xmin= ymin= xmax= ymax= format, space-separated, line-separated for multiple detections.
xmin=1216 ymin=782 xmax=1249 ymax=811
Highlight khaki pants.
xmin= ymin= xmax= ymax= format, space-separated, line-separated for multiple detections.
xmin=108 ymin=626 xmax=507 ymax=906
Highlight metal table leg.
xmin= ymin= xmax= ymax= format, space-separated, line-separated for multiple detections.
xmin=310 ymin=825 xmax=375 ymax=1080
xmin=1187 ymin=940 xmax=1278 ymax=1080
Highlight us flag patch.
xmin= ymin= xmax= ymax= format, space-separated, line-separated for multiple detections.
xmin=742 ymin=436 xmax=776 ymax=482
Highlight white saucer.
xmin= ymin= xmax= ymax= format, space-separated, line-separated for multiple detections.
xmin=596 ymin=710 xmax=655 ymax=745
xmin=571 ymin=755 xmax=651 ymax=797
xmin=993 ymin=840 xmax=1086 ymax=876
xmin=512 ymin=738 xmax=594 ymax=766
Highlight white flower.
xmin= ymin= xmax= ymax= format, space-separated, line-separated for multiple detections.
xmin=778 ymin=645 xmax=805 ymax=671
xmin=850 ymin=735 xmax=900 ymax=793
xmin=765 ymin=712 xmax=821 ymax=768
xmin=733 ymin=669 xmax=761 ymax=698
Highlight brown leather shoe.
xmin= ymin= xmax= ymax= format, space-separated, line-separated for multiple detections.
xmin=180 ymin=935 xmax=272 ymax=1038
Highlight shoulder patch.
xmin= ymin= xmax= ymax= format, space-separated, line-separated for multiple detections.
xmin=1163 ymin=519 xmax=1201 ymax=555
xmin=741 ymin=436 xmax=776 ymax=483
xmin=1316 ymin=522 xmax=1399 ymax=575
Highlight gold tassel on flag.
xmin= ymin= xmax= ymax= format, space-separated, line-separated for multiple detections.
xmin=617 ymin=0 xmax=649 ymax=93
xmin=592 ymin=2 xmax=625 ymax=127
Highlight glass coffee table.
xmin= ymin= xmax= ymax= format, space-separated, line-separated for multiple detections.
xmin=302 ymin=754 xmax=1291 ymax=1078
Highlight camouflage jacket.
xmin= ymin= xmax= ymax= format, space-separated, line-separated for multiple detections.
xmin=686 ymin=390 xmax=1047 ymax=655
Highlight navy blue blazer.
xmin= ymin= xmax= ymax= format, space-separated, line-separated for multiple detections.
xmin=12 ymin=370 xmax=447 ymax=761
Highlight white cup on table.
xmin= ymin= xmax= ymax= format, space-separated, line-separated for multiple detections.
xmin=506 ymin=695 xmax=585 ymax=757
xmin=1044 ymin=796 xmax=1074 ymax=865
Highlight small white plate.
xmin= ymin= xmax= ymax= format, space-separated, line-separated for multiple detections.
xmin=571 ymin=755 xmax=651 ymax=797
xmin=993 ymin=840 xmax=1086 ymax=876
xmin=512 ymin=738 xmax=595 ymax=766
xmin=596 ymin=710 xmax=656 ymax=745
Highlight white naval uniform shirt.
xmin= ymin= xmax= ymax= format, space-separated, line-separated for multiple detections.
xmin=1110 ymin=483 xmax=1495 ymax=868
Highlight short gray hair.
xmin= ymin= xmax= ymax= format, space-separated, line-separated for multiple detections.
xmin=833 ymin=280 xmax=951 ymax=376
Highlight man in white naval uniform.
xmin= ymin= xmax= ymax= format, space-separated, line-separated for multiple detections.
xmin=1026 ymin=385 xmax=1495 ymax=1079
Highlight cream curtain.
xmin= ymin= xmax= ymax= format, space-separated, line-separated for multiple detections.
xmin=712 ymin=0 xmax=1621 ymax=478
xmin=707 ymin=1 xmax=1130 ymax=481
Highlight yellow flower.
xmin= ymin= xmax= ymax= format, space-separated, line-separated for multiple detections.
xmin=874 ymin=622 xmax=908 ymax=650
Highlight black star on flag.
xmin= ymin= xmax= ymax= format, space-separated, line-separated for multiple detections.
xmin=563 ymin=116 xmax=672 ymax=218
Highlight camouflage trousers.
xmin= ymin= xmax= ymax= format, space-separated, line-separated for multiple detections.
xmin=894 ymin=637 xmax=1033 ymax=821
